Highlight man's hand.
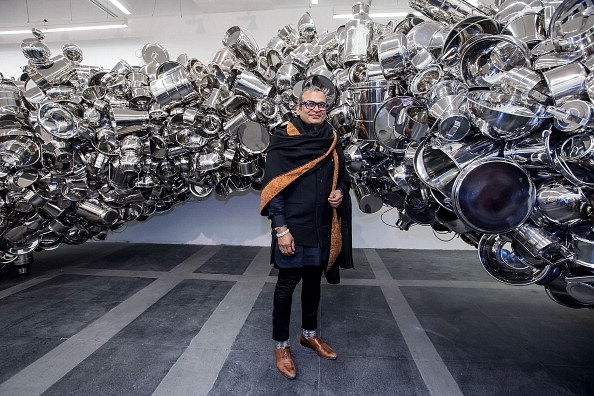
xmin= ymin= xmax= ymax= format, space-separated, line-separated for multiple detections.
xmin=328 ymin=189 xmax=343 ymax=208
xmin=277 ymin=227 xmax=295 ymax=255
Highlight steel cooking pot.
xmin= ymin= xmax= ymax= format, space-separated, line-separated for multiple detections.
xmin=478 ymin=233 xmax=555 ymax=286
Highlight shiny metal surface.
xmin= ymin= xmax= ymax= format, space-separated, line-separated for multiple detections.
xmin=542 ymin=61 xmax=589 ymax=103
xmin=535 ymin=180 xmax=591 ymax=226
xmin=478 ymin=233 xmax=554 ymax=286
xmin=548 ymin=0 xmax=594 ymax=55
xmin=373 ymin=96 xmax=419 ymax=152
xmin=452 ymin=158 xmax=535 ymax=233
xmin=377 ymin=32 xmax=408 ymax=80
xmin=466 ymin=90 xmax=552 ymax=140
xmin=414 ymin=136 xmax=502 ymax=195
xmin=342 ymin=2 xmax=373 ymax=66
xmin=570 ymin=232 xmax=594 ymax=269
xmin=410 ymin=0 xmax=495 ymax=24
xmin=460 ymin=34 xmax=530 ymax=88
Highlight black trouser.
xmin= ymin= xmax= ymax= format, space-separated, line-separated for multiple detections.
xmin=272 ymin=264 xmax=324 ymax=342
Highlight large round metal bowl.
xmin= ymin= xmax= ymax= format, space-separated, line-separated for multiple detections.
xmin=466 ymin=89 xmax=552 ymax=140
xmin=460 ymin=34 xmax=530 ymax=88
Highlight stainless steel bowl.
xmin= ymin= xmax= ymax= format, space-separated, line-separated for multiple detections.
xmin=466 ymin=90 xmax=552 ymax=140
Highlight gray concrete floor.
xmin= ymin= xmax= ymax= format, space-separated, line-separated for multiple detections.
xmin=0 ymin=242 xmax=592 ymax=395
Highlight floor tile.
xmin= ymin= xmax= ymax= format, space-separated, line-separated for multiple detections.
xmin=320 ymin=309 xmax=408 ymax=359
xmin=113 ymin=279 xmax=234 ymax=346
xmin=341 ymin=248 xmax=375 ymax=279
xmin=83 ymin=243 xmax=202 ymax=271
xmin=322 ymin=284 xmax=393 ymax=314
xmin=209 ymin=350 xmax=319 ymax=395
xmin=400 ymin=286 xmax=486 ymax=316
xmin=541 ymin=363 xmax=594 ymax=395
xmin=195 ymin=245 xmax=261 ymax=275
xmin=415 ymin=314 xmax=540 ymax=365
xmin=42 ymin=342 xmax=186 ymax=396
xmin=2 ymin=275 xmax=154 ymax=338
xmin=447 ymin=360 xmax=578 ymax=396
xmin=0 ymin=336 xmax=64 ymax=383
xmin=3 ymin=298 xmax=120 ymax=338
xmin=493 ymin=316 xmax=594 ymax=368
xmin=319 ymin=356 xmax=429 ymax=396
xmin=377 ymin=249 xmax=493 ymax=281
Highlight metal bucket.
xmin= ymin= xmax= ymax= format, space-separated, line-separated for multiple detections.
xmin=570 ymin=231 xmax=594 ymax=269
xmin=426 ymin=79 xmax=470 ymax=141
xmin=542 ymin=61 xmax=589 ymax=104
xmin=237 ymin=120 xmax=270 ymax=156
xmin=502 ymin=12 xmax=545 ymax=46
xmin=223 ymin=26 xmax=259 ymax=68
xmin=377 ymin=31 xmax=408 ymax=79
xmin=535 ymin=180 xmax=591 ymax=227
xmin=460 ymin=35 xmax=530 ymax=89
xmin=350 ymin=80 xmax=398 ymax=140
xmin=466 ymin=89 xmax=552 ymax=141
xmin=150 ymin=65 xmax=197 ymax=109
xmin=110 ymin=108 xmax=150 ymax=136
xmin=27 ymin=55 xmax=77 ymax=90
xmin=0 ymin=81 xmax=23 ymax=115
xmin=503 ymin=128 xmax=556 ymax=172
xmin=233 ymin=69 xmax=272 ymax=99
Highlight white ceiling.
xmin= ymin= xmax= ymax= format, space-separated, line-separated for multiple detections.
xmin=0 ymin=0 xmax=410 ymax=26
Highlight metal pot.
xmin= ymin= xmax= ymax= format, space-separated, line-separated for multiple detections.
xmin=535 ymin=179 xmax=592 ymax=227
xmin=548 ymin=0 xmax=594 ymax=56
xmin=478 ymin=233 xmax=554 ymax=286
xmin=373 ymin=96 xmax=422 ymax=152
xmin=414 ymin=135 xmax=502 ymax=195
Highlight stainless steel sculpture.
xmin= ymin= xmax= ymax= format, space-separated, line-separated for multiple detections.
xmin=0 ymin=0 xmax=593 ymax=309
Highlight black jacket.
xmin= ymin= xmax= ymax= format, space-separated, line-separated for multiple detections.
xmin=260 ymin=117 xmax=353 ymax=279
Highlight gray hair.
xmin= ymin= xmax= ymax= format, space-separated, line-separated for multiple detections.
xmin=299 ymin=85 xmax=326 ymax=102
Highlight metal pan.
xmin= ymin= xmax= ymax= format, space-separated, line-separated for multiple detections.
xmin=452 ymin=157 xmax=535 ymax=234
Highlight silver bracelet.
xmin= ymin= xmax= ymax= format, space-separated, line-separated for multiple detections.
xmin=273 ymin=225 xmax=287 ymax=231
xmin=276 ymin=228 xmax=290 ymax=238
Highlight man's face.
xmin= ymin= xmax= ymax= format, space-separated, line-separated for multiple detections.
xmin=296 ymin=90 xmax=327 ymax=127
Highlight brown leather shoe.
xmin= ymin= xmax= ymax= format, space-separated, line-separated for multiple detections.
xmin=274 ymin=346 xmax=296 ymax=379
xmin=299 ymin=334 xmax=337 ymax=360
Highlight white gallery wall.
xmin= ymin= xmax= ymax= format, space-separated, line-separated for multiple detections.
xmin=0 ymin=4 xmax=473 ymax=249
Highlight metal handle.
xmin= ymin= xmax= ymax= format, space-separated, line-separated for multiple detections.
xmin=546 ymin=106 xmax=588 ymax=126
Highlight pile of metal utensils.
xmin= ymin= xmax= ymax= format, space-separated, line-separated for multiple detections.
xmin=0 ymin=0 xmax=594 ymax=308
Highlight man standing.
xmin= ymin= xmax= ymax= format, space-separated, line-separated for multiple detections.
xmin=260 ymin=86 xmax=352 ymax=380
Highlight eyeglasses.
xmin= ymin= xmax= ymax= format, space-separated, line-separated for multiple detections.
xmin=300 ymin=100 xmax=328 ymax=111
